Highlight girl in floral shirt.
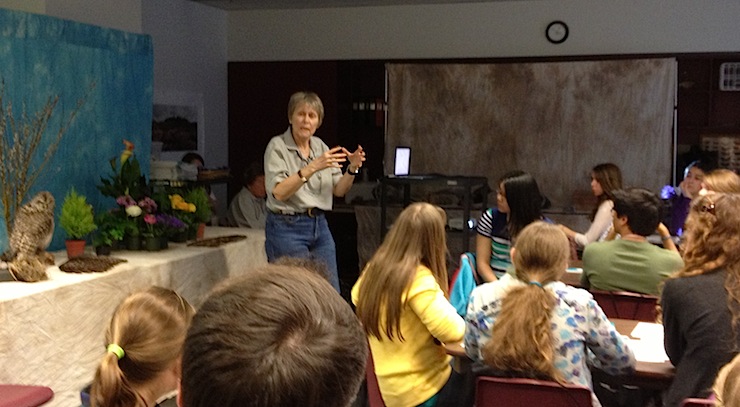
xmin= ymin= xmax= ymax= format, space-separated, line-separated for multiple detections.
xmin=464 ymin=221 xmax=635 ymax=407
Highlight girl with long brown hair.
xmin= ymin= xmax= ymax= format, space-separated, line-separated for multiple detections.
xmin=465 ymin=221 xmax=634 ymax=406
xmin=353 ymin=202 xmax=464 ymax=407
xmin=89 ymin=286 xmax=194 ymax=407
xmin=561 ymin=163 xmax=623 ymax=248
xmin=661 ymin=193 xmax=740 ymax=407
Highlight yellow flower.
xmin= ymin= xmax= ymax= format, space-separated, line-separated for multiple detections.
xmin=169 ymin=194 xmax=196 ymax=212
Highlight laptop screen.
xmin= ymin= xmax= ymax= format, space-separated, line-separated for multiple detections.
xmin=394 ymin=146 xmax=411 ymax=176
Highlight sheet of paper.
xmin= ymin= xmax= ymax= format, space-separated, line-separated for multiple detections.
xmin=622 ymin=337 xmax=670 ymax=363
xmin=630 ymin=322 xmax=664 ymax=340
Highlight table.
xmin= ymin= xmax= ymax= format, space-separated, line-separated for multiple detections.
xmin=445 ymin=318 xmax=674 ymax=385
xmin=0 ymin=227 xmax=267 ymax=407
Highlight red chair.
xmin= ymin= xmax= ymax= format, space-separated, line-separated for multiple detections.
xmin=0 ymin=384 xmax=53 ymax=407
xmin=365 ymin=350 xmax=386 ymax=407
xmin=680 ymin=398 xmax=715 ymax=406
xmin=475 ymin=376 xmax=592 ymax=407
xmin=589 ymin=289 xmax=659 ymax=322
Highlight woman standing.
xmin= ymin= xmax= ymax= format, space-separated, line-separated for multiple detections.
xmin=264 ymin=91 xmax=365 ymax=292
xmin=475 ymin=171 xmax=546 ymax=282
xmin=560 ymin=162 xmax=623 ymax=248
xmin=353 ymin=203 xmax=464 ymax=407
xmin=661 ymin=193 xmax=740 ymax=406
xmin=89 ymin=287 xmax=194 ymax=407
xmin=465 ymin=222 xmax=635 ymax=407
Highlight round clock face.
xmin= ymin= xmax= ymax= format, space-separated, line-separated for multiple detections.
xmin=546 ymin=21 xmax=569 ymax=44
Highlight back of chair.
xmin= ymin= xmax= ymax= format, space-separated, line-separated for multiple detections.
xmin=475 ymin=376 xmax=592 ymax=407
xmin=589 ymin=289 xmax=658 ymax=322
xmin=365 ymin=350 xmax=386 ymax=407
xmin=0 ymin=384 xmax=54 ymax=407
xmin=680 ymin=398 xmax=716 ymax=407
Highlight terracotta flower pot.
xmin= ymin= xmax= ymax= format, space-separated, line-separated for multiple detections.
xmin=65 ymin=239 xmax=86 ymax=258
xmin=196 ymin=222 xmax=206 ymax=240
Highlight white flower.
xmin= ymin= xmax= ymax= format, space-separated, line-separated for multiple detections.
xmin=126 ymin=205 xmax=142 ymax=217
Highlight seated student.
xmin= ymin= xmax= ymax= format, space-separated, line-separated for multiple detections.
xmin=89 ymin=286 xmax=194 ymax=407
xmin=560 ymin=163 xmax=623 ymax=248
xmin=661 ymin=193 xmax=740 ymax=407
xmin=581 ymin=188 xmax=683 ymax=296
xmin=701 ymin=168 xmax=740 ymax=194
xmin=663 ymin=159 xmax=716 ymax=236
xmin=353 ymin=202 xmax=465 ymax=407
xmin=226 ymin=161 xmax=266 ymax=228
xmin=465 ymin=221 xmax=635 ymax=407
xmin=713 ymin=353 xmax=740 ymax=407
xmin=178 ymin=264 xmax=367 ymax=407
xmin=476 ymin=171 xmax=548 ymax=282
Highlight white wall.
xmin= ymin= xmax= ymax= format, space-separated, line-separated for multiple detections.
xmin=227 ymin=0 xmax=740 ymax=61
xmin=142 ymin=0 xmax=229 ymax=217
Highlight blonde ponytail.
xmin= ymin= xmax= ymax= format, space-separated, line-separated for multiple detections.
xmin=90 ymin=287 xmax=194 ymax=407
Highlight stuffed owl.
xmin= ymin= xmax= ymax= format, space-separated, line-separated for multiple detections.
xmin=2 ymin=191 xmax=56 ymax=282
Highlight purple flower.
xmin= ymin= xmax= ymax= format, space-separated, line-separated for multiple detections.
xmin=156 ymin=213 xmax=187 ymax=230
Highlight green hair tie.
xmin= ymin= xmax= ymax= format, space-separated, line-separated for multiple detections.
xmin=107 ymin=343 xmax=125 ymax=360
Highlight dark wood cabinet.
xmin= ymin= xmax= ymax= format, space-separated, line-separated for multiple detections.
xmin=677 ymin=55 xmax=740 ymax=146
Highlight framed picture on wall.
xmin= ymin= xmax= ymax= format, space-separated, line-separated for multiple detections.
xmin=152 ymin=90 xmax=204 ymax=154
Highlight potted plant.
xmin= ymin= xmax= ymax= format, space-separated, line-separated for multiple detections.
xmin=184 ymin=187 xmax=212 ymax=240
xmin=93 ymin=210 xmax=126 ymax=255
xmin=59 ymin=188 xmax=97 ymax=258
xmin=169 ymin=193 xmax=197 ymax=239
xmin=142 ymin=213 xmax=162 ymax=251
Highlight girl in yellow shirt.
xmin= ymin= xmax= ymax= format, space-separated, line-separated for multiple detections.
xmin=353 ymin=202 xmax=465 ymax=407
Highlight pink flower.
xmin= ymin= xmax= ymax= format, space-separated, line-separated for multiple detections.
xmin=144 ymin=214 xmax=156 ymax=225
xmin=116 ymin=195 xmax=136 ymax=207
xmin=138 ymin=197 xmax=158 ymax=213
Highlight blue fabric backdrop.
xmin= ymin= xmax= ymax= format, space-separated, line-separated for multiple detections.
xmin=0 ymin=8 xmax=153 ymax=251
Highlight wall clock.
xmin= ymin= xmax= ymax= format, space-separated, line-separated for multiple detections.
xmin=545 ymin=21 xmax=569 ymax=44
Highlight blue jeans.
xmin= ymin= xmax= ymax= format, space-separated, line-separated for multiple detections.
xmin=265 ymin=211 xmax=340 ymax=292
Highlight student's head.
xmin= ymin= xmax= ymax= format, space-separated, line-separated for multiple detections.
xmin=681 ymin=193 xmax=740 ymax=268
xmin=181 ymin=152 xmax=205 ymax=169
xmin=179 ymin=265 xmax=367 ymax=407
xmin=496 ymin=171 xmax=544 ymax=238
xmin=511 ymin=221 xmax=570 ymax=285
xmin=273 ymin=255 xmax=330 ymax=283
xmin=288 ymin=91 xmax=324 ymax=127
xmin=611 ymin=188 xmax=662 ymax=237
xmin=590 ymin=163 xmax=623 ymax=200
xmin=682 ymin=159 xmax=716 ymax=198
xmin=482 ymin=222 xmax=569 ymax=382
xmin=356 ymin=202 xmax=448 ymax=341
xmin=243 ymin=161 xmax=266 ymax=198
xmin=91 ymin=287 xmax=194 ymax=407
xmin=702 ymin=169 xmax=740 ymax=194
xmin=714 ymin=353 xmax=740 ymax=407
